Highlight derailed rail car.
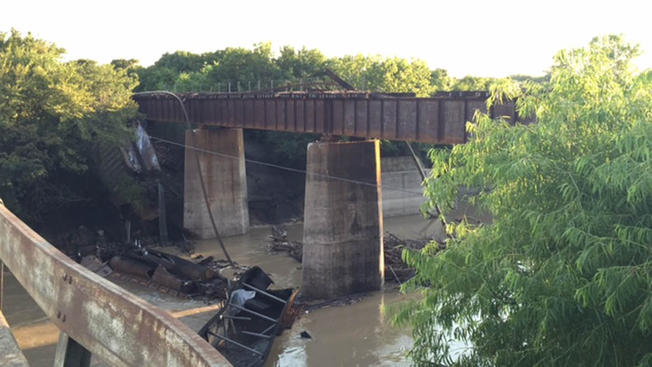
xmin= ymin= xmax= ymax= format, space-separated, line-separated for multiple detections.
xmin=198 ymin=266 xmax=298 ymax=367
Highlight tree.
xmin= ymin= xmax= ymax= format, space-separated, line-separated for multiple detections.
xmin=449 ymin=75 xmax=496 ymax=91
xmin=328 ymin=55 xmax=434 ymax=96
xmin=275 ymin=46 xmax=327 ymax=81
xmin=110 ymin=58 xmax=140 ymax=72
xmin=430 ymin=68 xmax=454 ymax=92
xmin=395 ymin=35 xmax=652 ymax=366
xmin=111 ymin=58 xmax=142 ymax=80
xmin=0 ymin=30 xmax=138 ymax=225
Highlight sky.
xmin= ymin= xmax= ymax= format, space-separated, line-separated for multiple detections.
xmin=2 ymin=0 xmax=650 ymax=78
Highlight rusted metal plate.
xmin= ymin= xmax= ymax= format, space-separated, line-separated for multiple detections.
xmin=397 ymin=100 xmax=417 ymax=140
xmin=440 ymin=99 xmax=467 ymax=144
xmin=133 ymin=92 xmax=522 ymax=144
xmin=0 ymin=204 xmax=231 ymax=367
xmin=492 ymin=99 xmax=517 ymax=122
xmin=466 ymin=100 xmax=487 ymax=122
xmin=382 ymin=100 xmax=397 ymax=139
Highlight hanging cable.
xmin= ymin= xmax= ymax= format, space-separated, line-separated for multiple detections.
xmin=133 ymin=91 xmax=234 ymax=266
xmin=148 ymin=135 xmax=425 ymax=196
xmin=405 ymin=141 xmax=447 ymax=228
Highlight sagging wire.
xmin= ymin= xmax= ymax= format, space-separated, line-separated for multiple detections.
xmin=405 ymin=141 xmax=447 ymax=229
xmin=132 ymin=91 xmax=234 ymax=267
xmin=148 ymin=135 xmax=426 ymax=196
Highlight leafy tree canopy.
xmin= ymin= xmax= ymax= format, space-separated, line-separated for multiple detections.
xmin=0 ymin=30 xmax=138 ymax=224
xmin=136 ymin=44 xmax=465 ymax=161
xmin=135 ymin=43 xmax=502 ymax=96
xmin=396 ymin=35 xmax=652 ymax=366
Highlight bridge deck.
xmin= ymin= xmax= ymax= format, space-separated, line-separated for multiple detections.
xmin=133 ymin=91 xmax=521 ymax=144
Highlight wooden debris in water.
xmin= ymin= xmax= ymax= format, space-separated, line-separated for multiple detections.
xmin=267 ymin=226 xmax=303 ymax=262
xmin=382 ymin=232 xmax=431 ymax=283
xmin=266 ymin=226 xmax=438 ymax=283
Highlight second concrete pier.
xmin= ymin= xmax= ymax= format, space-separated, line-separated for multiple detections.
xmin=183 ymin=127 xmax=249 ymax=238
xmin=302 ymin=139 xmax=384 ymax=299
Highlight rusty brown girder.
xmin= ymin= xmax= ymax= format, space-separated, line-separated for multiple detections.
xmin=133 ymin=91 xmax=524 ymax=144
xmin=0 ymin=203 xmax=231 ymax=367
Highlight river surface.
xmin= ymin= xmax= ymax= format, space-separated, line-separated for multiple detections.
xmin=2 ymin=214 xmax=444 ymax=366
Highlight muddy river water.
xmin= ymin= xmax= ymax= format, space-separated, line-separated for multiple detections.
xmin=2 ymin=214 xmax=444 ymax=366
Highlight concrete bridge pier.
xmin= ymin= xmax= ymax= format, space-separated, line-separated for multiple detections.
xmin=183 ymin=127 xmax=249 ymax=238
xmin=302 ymin=139 xmax=384 ymax=300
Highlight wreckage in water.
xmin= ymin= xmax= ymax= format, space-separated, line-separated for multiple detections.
xmin=199 ymin=266 xmax=298 ymax=367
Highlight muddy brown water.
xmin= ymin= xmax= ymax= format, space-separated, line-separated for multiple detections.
xmin=2 ymin=213 xmax=457 ymax=366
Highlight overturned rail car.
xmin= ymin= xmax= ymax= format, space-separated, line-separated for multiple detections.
xmin=198 ymin=266 xmax=298 ymax=367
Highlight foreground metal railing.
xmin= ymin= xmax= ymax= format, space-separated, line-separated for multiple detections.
xmin=0 ymin=201 xmax=231 ymax=367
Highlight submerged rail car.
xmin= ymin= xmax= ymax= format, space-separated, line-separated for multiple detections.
xmin=199 ymin=267 xmax=298 ymax=367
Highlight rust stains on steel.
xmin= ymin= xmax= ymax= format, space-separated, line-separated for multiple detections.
xmin=133 ymin=91 xmax=528 ymax=145
xmin=0 ymin=203 xmax=232 ymax=367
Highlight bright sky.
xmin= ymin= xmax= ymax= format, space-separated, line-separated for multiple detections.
xmin=2 ymin=0 xmax=650 ymax=78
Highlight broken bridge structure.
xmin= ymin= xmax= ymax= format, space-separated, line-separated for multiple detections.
xmin=133 ymin=90 xmax=528 ymax=300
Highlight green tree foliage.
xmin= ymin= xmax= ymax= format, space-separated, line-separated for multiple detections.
xmin=328 ymin=55 xmax=435 ymax=96
xmin=275 ymin=46 xmax=328 ymax=81
xmin=395 ymin=35 xmax=652 ymax=366
xmin=176 ymin=43 xmax=283 ymax=92
xmin=448 ymin=75 xmax=497 ymax=91
xmin=0 ymin=30 xmax=138 ymax=223
xmin=134 ymin=50 xmax=222 ymax=91
xmin=431 ymin=68 xmax=454 ymax=91
xmin=110 ymin=58 xmax=142 ymax=79
xmin=136 ymin=44 xmax=440 ymax=96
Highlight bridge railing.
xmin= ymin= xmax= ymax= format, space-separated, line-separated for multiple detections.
xmin=0 ymin=201 xmax=231 ymax=367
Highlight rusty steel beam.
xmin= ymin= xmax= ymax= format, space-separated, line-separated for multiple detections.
xmin=133 ymin=91 xmax=526 ymax=145
xmin=0 ymin=203 xmax=231 ymax=367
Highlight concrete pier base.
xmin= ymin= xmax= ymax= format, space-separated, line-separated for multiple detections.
xmin=183 ymin=127 xmax=248 ymax=238
xmin=302 ymin=140 xmax=384 ymax=300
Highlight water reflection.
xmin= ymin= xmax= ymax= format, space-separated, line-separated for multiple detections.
xmin=268 ymin=290 xmax=412 ymax=367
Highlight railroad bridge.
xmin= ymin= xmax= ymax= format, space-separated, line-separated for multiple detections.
xmin=0 ymin=89 xmax=526 ymax=367
xmin=132 ymin=90 xmax=525 ymax=299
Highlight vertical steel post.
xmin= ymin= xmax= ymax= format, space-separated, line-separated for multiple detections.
xmin=158 ymin=181 xmax=168 ymax=245
xmin=54 ymin=333 xmax=91 ymax=367
xmin=125 ymin=220 xmax=131 ymax=244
